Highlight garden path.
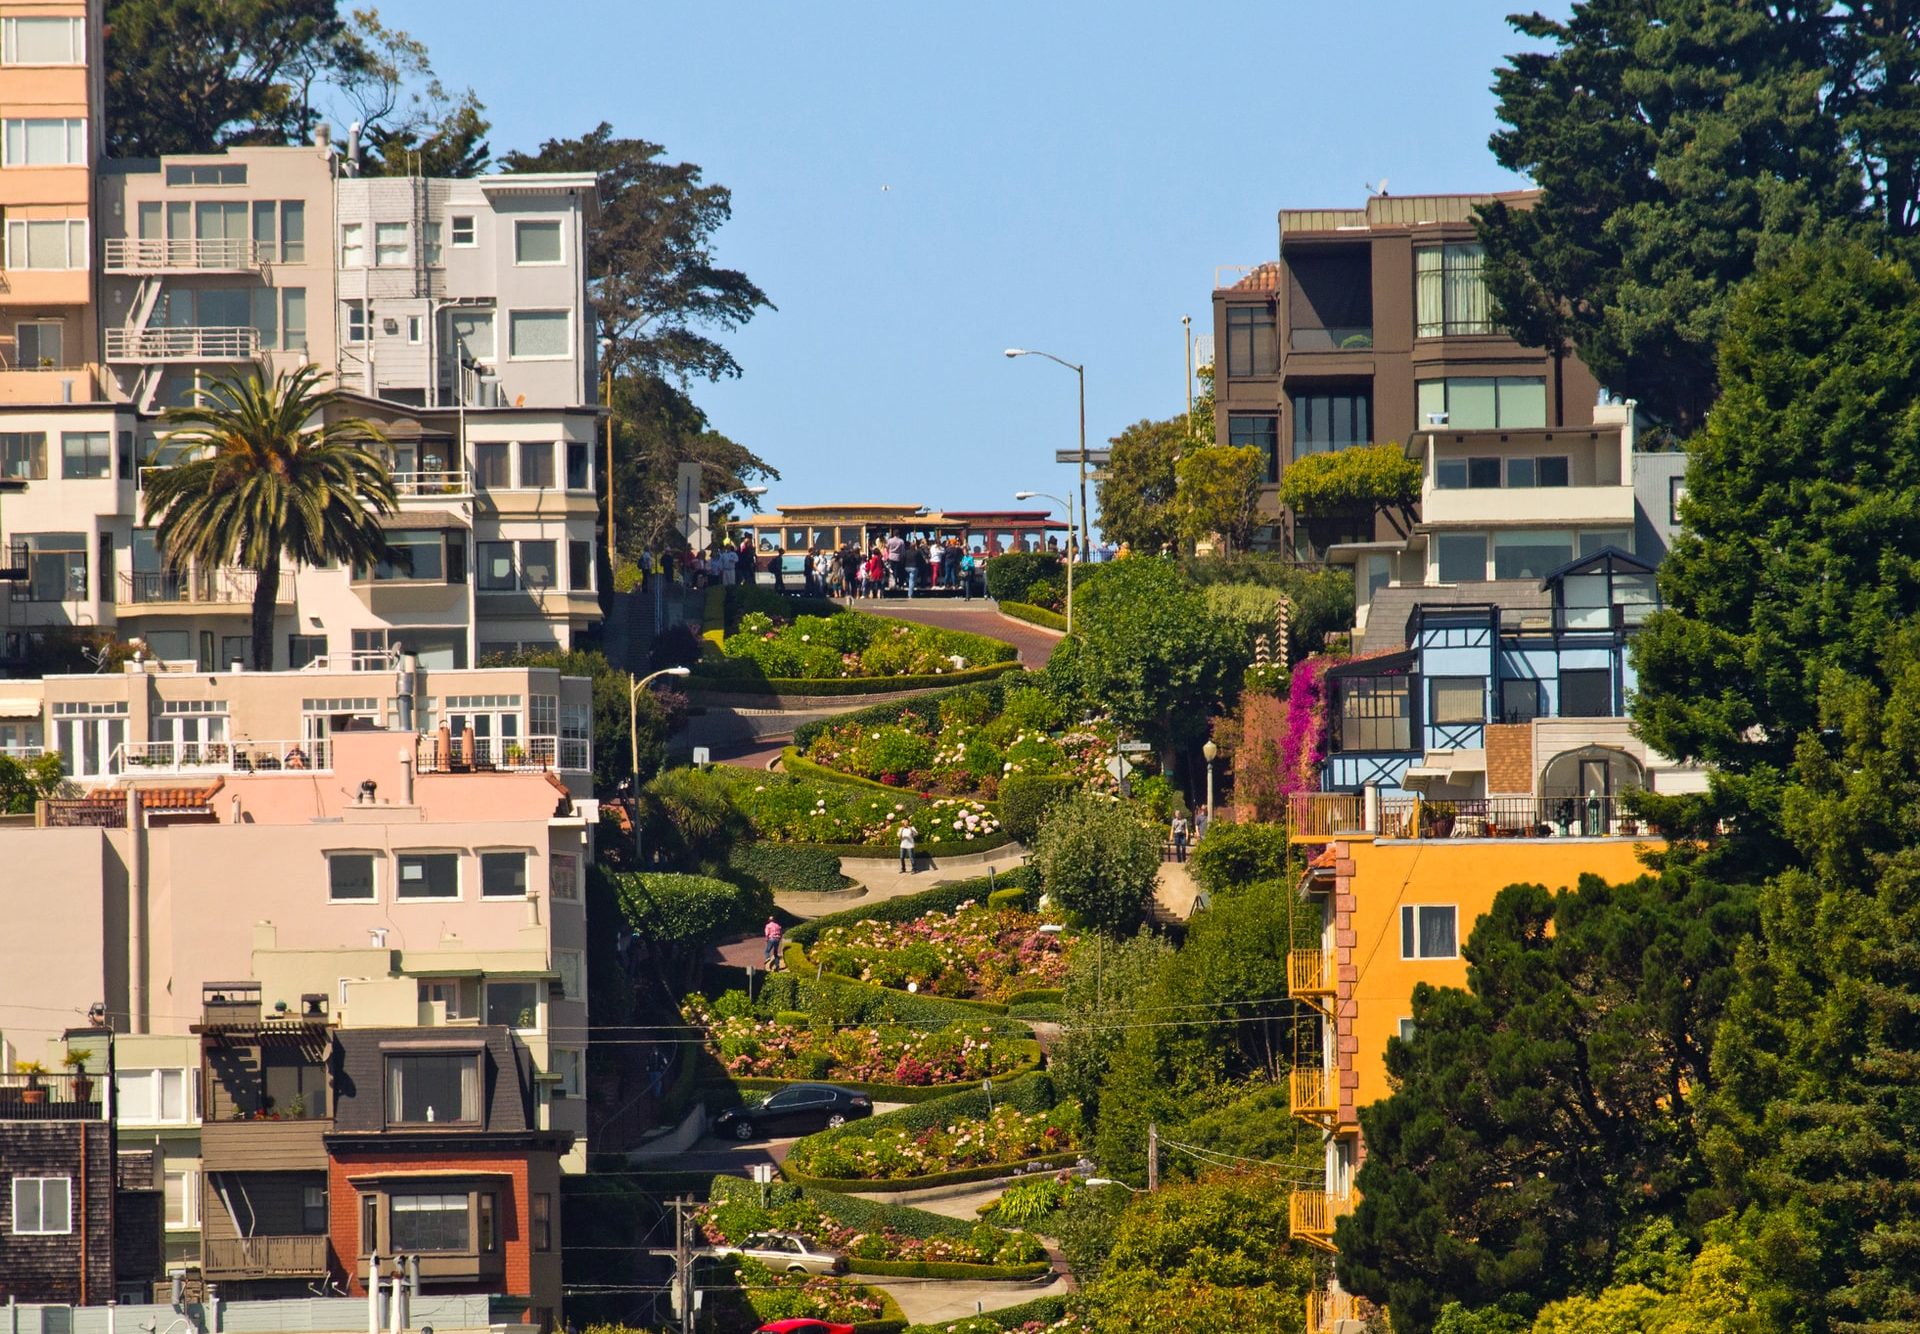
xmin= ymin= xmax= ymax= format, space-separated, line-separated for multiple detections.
xmin=874 ymin=1272 xmax=1073 ymax=1326
xmin=1151 ymin=859 xmax=1201 ymax=924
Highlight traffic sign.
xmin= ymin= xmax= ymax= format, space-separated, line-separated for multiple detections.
xmin=1105 ymin=756 xmax=1134 ymax=781
xmin=1118 ymin=741 xmax=1153 ymax=754
xmin=1055 ymin=448 xmax=1113 ymax=467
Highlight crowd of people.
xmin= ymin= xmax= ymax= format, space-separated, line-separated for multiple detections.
xmin=624 ymin=529 xmax=1078 ymax=598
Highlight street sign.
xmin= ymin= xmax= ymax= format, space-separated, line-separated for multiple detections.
xmin=1118 ymin=741 xmax=1153 ymax=754
xmin=1105 ymin=756 xmax=1133 ymax=782
xmin=691 ymin=746 xmax=711 ymax=766
xmin=1055 ymin=448 xmax=1113 ymax=467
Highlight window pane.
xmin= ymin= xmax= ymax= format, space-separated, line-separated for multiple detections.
xmin=1400 ymin=905 xmax=1415 ymax=958
xmin=115 ymin=1070 xmax=156 ymax=1121
xmin=569 ymin=540 xmax=592 ymax=590
xmin=1226 ymin=306 xmax=1277 ymax=377
xmin=1435 ymin=533 xmax=1487 ymax=582
xmin=396 ymin=852 xmax=458 ymax=899
xmin=1227 ymin=414 xmax=1279 ymax=484
xmin=1448 ymin=379 xmax=1497 ymax=430
xmin=1418 ymin=906 xmax=1457 ymax=958
xmin=519 ymin=541 xmax=557 ymax=589
xmin=330 ymin=853 xmax=376 ymax=901
xmin=1435 ymin=458 xmax=1467 ymax=490
xmin=1429 ymin=678 xmax=1484 ymax=725
xmin=1466 ymin=457 xmax=1501 ymax=489
xmin=387 ymin=1055 xmax=477 ymax=1125
xmin=7 ymin=17 xmax=82 ymax=63
xmin=1493 ymin=531 xmax=1573 ymax=580
xmin=1560 ymin=669 xmax=1613 ymax=718
xmin=282 ymin=201 xmax=306 ymax=262
xmin=480 ymin=851 xmax=526 ymax=897
xmin=566 ymin=442 xmax=589 ymax=490
xmin=486 ymin=982 xmax=539 ymax=1030
xmin=1497 ymin=377 xmax=1547 ymax=428
xmin=282 ymin=288 xmax=307 ymax=352
xmin=509 ymin=311 xmax=569 ymax=358
xmin=340 ymin=223 xmax=364 ymax=267
xmin=475 ymin=444 xmax=510 ymax=488
xmin=375 ymin=222 xmax=408 ymax=266
xmin=515 ymin=220 xmax=563 ymax=263
xmin=1537 ymin=456 xmax=1569 ymax=487
xmin=1416 ymin=378 xmax=1446 ymax=425
xmin=390 ymin=1194 xmax=469 ymax=1251
xmin=1500 ymin=678 xmax=1541 ymax=724
xmin=1579 ymin=529 xmax=1631 ymax=557
xmin=518 ymin=442 xmax=554 ymax=488
xmin=1506 ymin=457 xmax=1536 ymax=488
xmin=478 ymin=541 xmax=515 ymax=591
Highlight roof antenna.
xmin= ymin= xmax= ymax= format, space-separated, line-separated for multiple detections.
xmin=1366 ymin=178 xmax=1390 ymax=197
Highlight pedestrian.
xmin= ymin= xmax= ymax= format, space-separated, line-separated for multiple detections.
xmin=886 ymin=531 xmax=906 ymax=590
xmin=1194 ymin=806 xmax=1210 ymax=841
xmin=840 ymin=544 xmax=862 ymax=603
xmin=898 ymin=820 xmax=918 ymax=873
xmin=719 ymin=544 xmax=738 ymax=586
xmin=814 ymin=548 xmax=833 ymax=598
xmin=1170 ymin=811 xmax=1190 ymax=863
xmin=959 ymin=548 xmax=977 ymax=601
xmin=865 ymin=548 xmax=885 ymax=598
xmin=763 ymin=916 xmax=784 ymax=970
xmin=928 ymin=539 xmax=944 ymax=593
xmin=637 ymin=548 xmax=652 ymax=590
xmin=946 ymin=538 xmax=963 ymax=590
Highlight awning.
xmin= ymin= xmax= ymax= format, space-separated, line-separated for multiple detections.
xmin=0 ymin=697 xmax=41 ymax=718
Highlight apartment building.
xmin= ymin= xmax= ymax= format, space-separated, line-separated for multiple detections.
xmin=1211 ymin=191 xmax=1602 ymax=556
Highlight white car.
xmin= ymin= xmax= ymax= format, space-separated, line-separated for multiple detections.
xmin=713 ymin=1230 xmax=846 ymax=1275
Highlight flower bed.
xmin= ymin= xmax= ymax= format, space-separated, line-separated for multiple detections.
xmin=714 ymin=610 xmax=1017 ymax=681
xmin=808 ymin=901 xmax=1074 ymax=1004
xmin=787 ymin=1102 xmax=1084 ymax=1182
xmin=714 ymin=767 xmax=1004 ymax=851
xmin=728 ymin=1257 xmax=900 ymax=1329
xmin=684 ymin=996 xmax=1024 ymax=1087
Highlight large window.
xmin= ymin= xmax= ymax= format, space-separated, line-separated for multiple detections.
xmin=374 ymin=222 xmax=408 ymax=267
xmin=3 ymin=16 xmax=85 ymax=64
xmin=396 ymin=852 xmax=459 ymax=900
xmin=1416 ymin=377 xmax=1547 ymax=430
xmin=477 ymin=541 xmax=515 ymax=591
xmin=474 ymin=443 xmax=510 ymax=489
xmin=3 ymin=118 xmax=85 ymax=166
xmin=1428 ymin=677 xmax=1485 ymax=726
xmin=1415 ymin=243 xmax=1491 ymax=337
xmin=1501 ymin=678 xmax=1542 ymax=724
xmin=1400 ymin=905 xmax=1458 ymax=959
xmin=508 ymin=310 xmax=570 ymax=359
xmin=61 ymin=432 xmax=109 ymax=480
xmin=1435 ymin=455 xmax=1566 ymax=489
xmin=390 ymin=1193 xmax=470 ymax=1250
xmin=1493 ymin=530 xmax=1574 ymax=580
xmin=164 ymin=163 xmax=244 ymax=186
xmin=164 ymin=1170 xmax=198 ymax=1230
xmin=5 ymin=218 xmax=87 ymax=270
xmin=519 ymin=540 xmax=557 ymax=590
xmin=514 ymin=219 xmax=563 ymax=264
xmin=1434 ymin=533 xmax=1487 ymax=583
xmin=1228 ymin=414 xmax=1280 ymax=483
xmin=1334 ymin=674 xmax=1411 ymax=752
xmin=18 ymin=533 xmax=87 ymax=602
xmin=2 ymin=432 xmax=46 ymax=480
xmin=518 ymin=441 xmax=554 ymax=488
xmin=366 ymin=530 xmax=445 ymax=582
xmin=115 ymin=1068 xmax=189 ymax=1123
xmin=485 ymin=981 xmax=540 ymax=1031
xmin=1559 ymin=668 xmax=1614 ymax=718
xmin=328 ymin=852 xmax=378 ymax=902
xmin=1224 ymin=306 xmax=1277 ymax=378
xmin=339 ymin=222 xmax=365 ymax=268
xmin=11 ymin=1178 xmax=71 ymax=1235
xmin=479 ymin=850 xmax=527 ymax=898
xmin=386 ymin=1052 xmax=480 ymax=1126
xmin=1292 ymin=388 xmax=1371 ymax=456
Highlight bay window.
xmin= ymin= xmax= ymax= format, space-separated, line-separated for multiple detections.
xmin=1415 ymin=243 xmax=1491 ymax=337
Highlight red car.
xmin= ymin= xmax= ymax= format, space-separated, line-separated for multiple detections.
xmin=754 ymin=1322 xmax=855 ymax=1334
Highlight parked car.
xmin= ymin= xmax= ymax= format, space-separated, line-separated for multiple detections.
xmin=713 ymin=1084 xmax=872 ymax=1140
xmin=754 ymin=1320 xmax=855 ymax=1334
xmin=716 ymin=1230 xmax=846 ymax=1275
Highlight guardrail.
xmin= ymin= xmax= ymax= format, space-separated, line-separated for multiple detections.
xmin=1287 ymin=792 xmax=1365 ymax=839
xmin=39 ymin=800 xmax=127 ymax=828
xmin=415 ymin=733 xmax=590 ymax=775
xmin=1289 ymin=1065 xmax=1337 ymax=1121
xmin=103 ymin=237 xmax=263 ymax=272
xmin=201 ymin=1234 xmax=329 ymax=1278
xmin=392 ymin=468 xmax=473 ymax=498
xmin=118 ymin=567 xmax=277 ymax=606
xmin=1289 ymin=1188 xmax=1355 ymax=1251
xmin=114 ymin=738 xmax=328 ymax=775
xmin=105 ymin=326 xmax=260 ymax=362
xmin=1288 ymin=949 xmax=1335 ymax=999
xmin=1379 ymin=795 xmax=1628 ymax=839
xmin=0 ymin=1072 xmax=106 ymax=1121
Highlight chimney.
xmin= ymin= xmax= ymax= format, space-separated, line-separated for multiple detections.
xmin=314 ymin=121 xmax=332 ymax=150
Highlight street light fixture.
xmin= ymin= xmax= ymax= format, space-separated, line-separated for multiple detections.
xmin=1004 ymin=348 xmax=1091 ymax=561
xmin=1201 ymin=738 xmax=1219 ymax=827
xmin=1014 ymin=490 xmax=1074 ymax=634
xmin=629 ymin=667 xmax=693 ymax=861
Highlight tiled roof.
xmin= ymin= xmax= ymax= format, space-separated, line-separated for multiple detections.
xmin=84 ymin=780 xmax=224 ymax=810
xmin=1228 ymin=263 xmax=1283 ymax=293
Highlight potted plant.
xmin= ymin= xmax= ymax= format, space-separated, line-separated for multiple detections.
xmin=16 ymin=1060 xmax=47 ymax=1106
xmin=63 ymin=1048 xmax=94 ymax=1104
xmin=503 ymin=742 xmax=527 ymax=766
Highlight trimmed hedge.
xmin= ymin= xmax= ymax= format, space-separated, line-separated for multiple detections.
xmin=754 ymin=967 xmax=1036 ymax=1037
xmin=851 ymin=1256 xmax=1052 ymax=1281
xmin=984 ymin=552 xmax=1063 ymax=604
xmin=830 ymin=834 xmax=1015 ymax=858
xmin=792 ymin=679 xmax=1013 ymax=750
xmin=786 ymin=868 xmax=1040 ymax=948
xmin=784 ymin=1151 xmax=1083 ymax=1196
xmin=685 ymin=659 xmax=1023 ymax=697
xmin=725 ymin=842 xmax=855 ymax=895
xmin=999 ymin=988 xmax=1064 ymax=1008
xmin=710 ymin=1038 xmax=1045 ymax=1105
xmin=998 ymin=773 xmax=1081 ymax=844
xmin=783 ymin=940 xmax=1019 ymax=1017
xmin=985 ymin=884 xmax=1030 ymax=911
xmin=1006 ymin=1002 xmax=1063 ymax=1022
xmin=780 ymin=747 xmax=900 ymax=791
xmin=903 ymin=1295 xmax=1072 ymax=1334
xmin=998 ymin=601 xmax=1067 ymax=632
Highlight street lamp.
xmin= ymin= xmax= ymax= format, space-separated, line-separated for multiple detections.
xmin=1014 ymin=490 xmax=1074 ymax=634
xmin=1202 ymin=738 xmax=1219 ymax=827
xmin=1004 ymin=348 xmax=1091 ymax=561
xmin=629 ymin=667 xmax=692 ymax=861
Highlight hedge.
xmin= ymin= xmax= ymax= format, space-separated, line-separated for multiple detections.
xmin=849 ymin=1257 xmax=1052 ymax=1281
xmin=792 ymin=678 xmax=1012 ymax=750
xmin=903 ymin=1295 xmax=1072 ymax=1334
xmin=823 ymin=832 xmax=1015 ymax=859
xmin=783 ymin=940 xmax=1019 ymax=1017
xmin=702 ymin=583 xmax=727 ymax=628
xmin=685 ymin=660 xmax=1024 ymax=697
xmin=1006 ymin=1002 xmax=1063 ymax=1023
xmin=725 ymin=842 xmax=855 ymax=895
xmin=985 ymin=884 xmax=1030 ymax=911
xmin=783 ymin=1151 xmax=1083 ymax=1196
xmin=752 ymin=968 xmax=1036 ymax=1038
xmin=998 ymin=773 xmax=1081 ymax=844
xmin=786 ymin=867 xmax=1041 ymax=948
xmin=984 ymin=552 xmax=1063 ymax=604
xmin=708 ymin=1038 xmax=1045 ymax=1105
xmin=779 ymin=747 xmax=901 ymax=791
xmin=997 ymin=601 xmax=1067 ymax=632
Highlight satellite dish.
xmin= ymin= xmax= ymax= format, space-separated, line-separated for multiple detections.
xmin=1367 ymin=178 xmax=1390 ymax=197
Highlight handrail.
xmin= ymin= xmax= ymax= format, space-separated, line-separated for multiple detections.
xmin=1288 ymin=949 xmax=1335 ymax=998
xmin=1289 ymin=1065 xmax=1337 ymax=1119
xmin=415 ymin=733 xmax=590 ymax=775
xmin=1287 ymin=792 xmax=1365 ymax=838
xmin=1380 ymin=795 xmax=1628 ymax=839
xmin=113 ymin=738 xmax=328 ymax=775
xmin=103 ymin=237 xmax=263 ymax=272
xmin=105 ymin=326 xmax=261 ymax=362
xmin=392 ymin=468 xmax=474 ymax=497
xmin=118 ymin=567 xmax=269 ymax=606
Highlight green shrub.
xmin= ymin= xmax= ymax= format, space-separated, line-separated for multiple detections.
xmin=901 ymin=1295 xmax=1071 ymax=1334
xmin=984 ymin=1176 xmax=1073 ymax=1227
xmin=984 ymin=551 xmax=1063 ymax=604
xmin=998 ymin=601 xmax=1068 ymax=632
xmin=786 ymin=868 xmax=1041 ymax=948
xmin=1024 ymin=577 xmax=1060 ymax=610
xmin=793 ymin=679 xmax=1011 ymax=750
xmin=1188 ymin=820 xmax=1291 ymax=894
xmin=986 ymin=884 xmax=1030 ymax=911
xmin=998 ymin=773 xmax=1080 ymax=843
xmin=726 ymin=843 xmax=854 ymax=895
xmin=612 ymin=560 xmax=643 ymax=593
xmin=1033 ymin=792 xmax=1163 ymax=935
xmin=689 ymin=662 xmax=1023 ymax=696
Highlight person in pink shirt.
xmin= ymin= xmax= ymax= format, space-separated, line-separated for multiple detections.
xmin=763 ymin=916 xmax=784 ymax=970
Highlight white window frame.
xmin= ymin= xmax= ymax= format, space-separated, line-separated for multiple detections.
xmin=327 ymin=850 xmax=381 ymax=904
xmin=374 ymin=221 xmax=409 ymax=267
xmin=450 ymin=215 xmax=476 ymax=247
xmin=512 ymin=218 xmax=565 ymax=266
xmin=163 ymin=1168 xmax=200 ymax=1230
xmin=478 ymin=848 xmax=530 ymax=899
xmin=406 ymin=315 xmax=423 ymax=345
xmin=11 ymin=1177 xmax=72 ymax=1235
xmin=339 ymin=222 xmax=365 ymax=268
xmin=2 ymin=16 xmax=86 ymax=66
xmin=2 ymin=117 xmax=86 ymax=167
xmin=5 ymin=217 xmax=88 ymax=270
xmin=115 ymin=1067 xmax=192 ymax=1125
xmin=1397 ymin=1018 xmax=1417 ymax=1043
xmin=395 ymin=849 xmax=461 ymax=902
xmin=484 ymin=979 xmax=542 ymax=1034
xmin=506 ymin=309 xmax=571 ymax=361
xmin=1399 ymin=904 xmax=1460 ymax=961
xmin=342 ymin=299 xmax=368 ymax=344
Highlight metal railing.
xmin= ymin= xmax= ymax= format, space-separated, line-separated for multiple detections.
xmin=1288 ymin=949 xmax=1336 ymax=999
xmin=0 ymin=744 xmax=45 ymax=761
xmin=105 ymin=326 xmax=261 ymax=362
xmin=1380 ymin=795 xmax=1629 ymax=840
xmin=415 ymin=733 xmax=590 ymax=775
xmin=39 ymin=799 xmax=128 ymax=828
xmin=118 ymin=567 xmax=270 ymax=606
xmin=0 ymin=1071 xmax=106 ymax=1121
xmin=1289 ymin=1189 xmax=1355 ymax=1252
xmin=1290 ymin=1065 xmax=1337 ymax=1121
xmin=1306 ymin=1287 xmax=1368 ymax=1334
xmin=392 ymin=468 xmax=474 ymax=498
xmin=103 ymin=237 xmax=263 ymax=272
xmin=201 ymin=1234 xmax=329 ymax=1278
xmin=114 ymin=738 xmax=329 ymax=775
xmin=1287 ymin=792 xmax=1365 ymax=839
xmin=299 ymin=649 xmax=401 ymax=673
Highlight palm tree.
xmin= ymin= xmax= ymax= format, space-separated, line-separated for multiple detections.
xmin=142 ymin=363 xmax=398 ymax=672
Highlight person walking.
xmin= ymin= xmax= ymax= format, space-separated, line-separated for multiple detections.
xmin=762 ymin=916 xmax=784 ymax=970
xmin=898 ymin=820 xmax=918 ymax=873
xmin=885 ymin=531 xmax=906 ymax=591
xmin=1170 ymin=811 xmax=1190 ymax=863
xmin=864 ymin=548 xmax=885 ymax=599
xmin=840 ymin=544 xmax=862 ymax=604
xmin=928 ymin=539 xmax=944 ymax=594
xmin=959 ymin=548 xmax=977 ymax=601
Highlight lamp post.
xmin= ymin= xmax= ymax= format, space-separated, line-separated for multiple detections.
xmin=629 ymin=667 xmax=692 ymax=862
xmin=1013 ymin=490 xmax=1074 ymax=635
xmin=1004 ymin=348 xmax=1090 ymax=561
xmin=1202 ymin=738 xmax=1218 ymax=826
xmin=601 ymin=337 xmax=617 ymax=564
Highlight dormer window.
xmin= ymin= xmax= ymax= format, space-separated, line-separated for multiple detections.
xmin=384 ymin=1051 xmax=480 ymax=1126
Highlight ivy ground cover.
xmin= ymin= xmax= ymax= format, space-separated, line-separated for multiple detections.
xmin=787 ymin=1101 xmax=1084 ymax=1182
xmin=684 ymin=994 xmax=1022 ymax=1086
xmin=809 ymin=900 xmax=1074 ymax=1004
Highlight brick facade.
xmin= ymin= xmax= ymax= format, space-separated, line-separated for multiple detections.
xmin=1483 ymin=723 xmax=1534 ymax=795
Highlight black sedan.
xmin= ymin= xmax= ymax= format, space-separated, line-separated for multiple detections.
xmin=714 ymin=1084 xmax=872 ymax=1141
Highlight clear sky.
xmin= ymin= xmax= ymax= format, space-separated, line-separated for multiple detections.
xmin=374 ymin=0 xmax=1554 ymax=522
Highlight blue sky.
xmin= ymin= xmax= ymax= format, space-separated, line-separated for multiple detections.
xmin=375 ymin=1 xmax=1552 ymax=521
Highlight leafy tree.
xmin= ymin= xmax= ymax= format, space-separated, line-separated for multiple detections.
xmin=1032 ymin=792 xmax=1162 ymax=936
xmin=1631 ymin=243 xmax=1920 ymax=816
xmin=1477 ymin=2 xmax=1894 ymax=430
xmin=1054 ymin=557 xmax=1247 ymax=760
xmin=1179 ymin=556 xmax=1354 ymax=664
xmin=640 ymin=765 xmax=747 ymax=870
xmin=142 ymin=363 xmax=395 ymax=671
xmin=1096 ymin=416 xmax=1183 ymax=554
xmin=1052 ymin=930 xmax=1176 ymax=1114
xmin=1278 ymin=442 xmax=1420 ymax=538
xmin=616 ymin=871 xmax=769 ymax=995
xmin=501 ymin=123 xmax=774 ymax=384
xmin=0 ymin=752 xmax=63 ymax=815
xmin=1187 ymin=821 xmax=1291 ymax=896
xmin=1174 ymin=445 xmax=1264 ymax=557
xmin=326 ymin=9 xmax=490 ymax=177
xmin=1338 ymin=868 xmax=1754 ymax=1332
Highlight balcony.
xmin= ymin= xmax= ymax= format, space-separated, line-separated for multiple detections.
xmin=106 ymin=326 xmax=260 ymax=362
xmin=1421 ymin=484 xmax=1635 ymax=528
xmin=1288 ymin=949 xmax=1336 ymax=1000
xmin=104 ymin=237 xmax=264 ymax=273
xmin=117 ymin=567 xmax=288 ymax=610
xmin=201 ymin=1234 xmax=329 ymax=1280
xmin=115 ymin=738 xmax=330 ymax=776
xmin=1380 ymin=795 xmax=1635 ymax=840
xmin=1306 ymin=1287 xmax=1369 ymax=1334
xmin=416 ymin=732 xmax=591 ymax=776
xmin=1289 ymin=1189 xmax=1355 ymax=1253
xmin=200 ymin=1119 xmax=331 ymax=1171
xmin=0 ymin=1071 xmax=106 ymax=1121
xmin=393 ymin=468 xmax=474 ymax=499
xmin=1290 ymin=1065 xmax=1337 ymax=1123
xmin=1288 ymin=792 xmax=1365 ymax=840
xmin=1290 ymin=326 xmax=1374 ymax=352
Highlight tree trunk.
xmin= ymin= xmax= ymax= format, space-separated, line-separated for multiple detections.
xmin=250 ymin=556 xmax=280 ymax=672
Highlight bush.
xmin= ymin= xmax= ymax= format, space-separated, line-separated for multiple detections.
xmin=641 ymin=765 xmax=747 ymax=867
xmin=1188 ymin=820 xmax=1292 ymax=894
xmin=612 ymin=560 xmax=643 ymax=593
xmin=998 ymin=773 xmax=1080 ymax=843
xmin=984 ymin=551 xmax=1063 ymax=604
xmin=997 ymin=601 xmax=1068 ymax=632
xmin=900 ymin=1296 xmax=1071 ymax=1334
xmin=793 ymin=679 xmax=1010 ymax=751
xmin=786 ymin=868 xmax=1041 ymax=949
xmin=689 ymin=662 xmax=1024 ymax=696
xmin=1033 ymin=792 xmax=1163 ymax=935
xmin=725 ymin=843 xmax=854 ymax=895
xmin=718 ymin=609 xmax=1017 ymax=682
xmin=986 ymin=885 xmax=1030 ymax=911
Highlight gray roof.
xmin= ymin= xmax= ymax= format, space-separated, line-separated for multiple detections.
xmin=1358 ymin=580 xmax=1555 ymax=654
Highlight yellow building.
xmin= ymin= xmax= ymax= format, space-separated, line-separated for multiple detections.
xmin=1285 ymin=804 xmax=1655 ymax=1331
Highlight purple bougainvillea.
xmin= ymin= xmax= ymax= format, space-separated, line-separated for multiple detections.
xmin=1279 ymin=655 xmax=1336 ymax=797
